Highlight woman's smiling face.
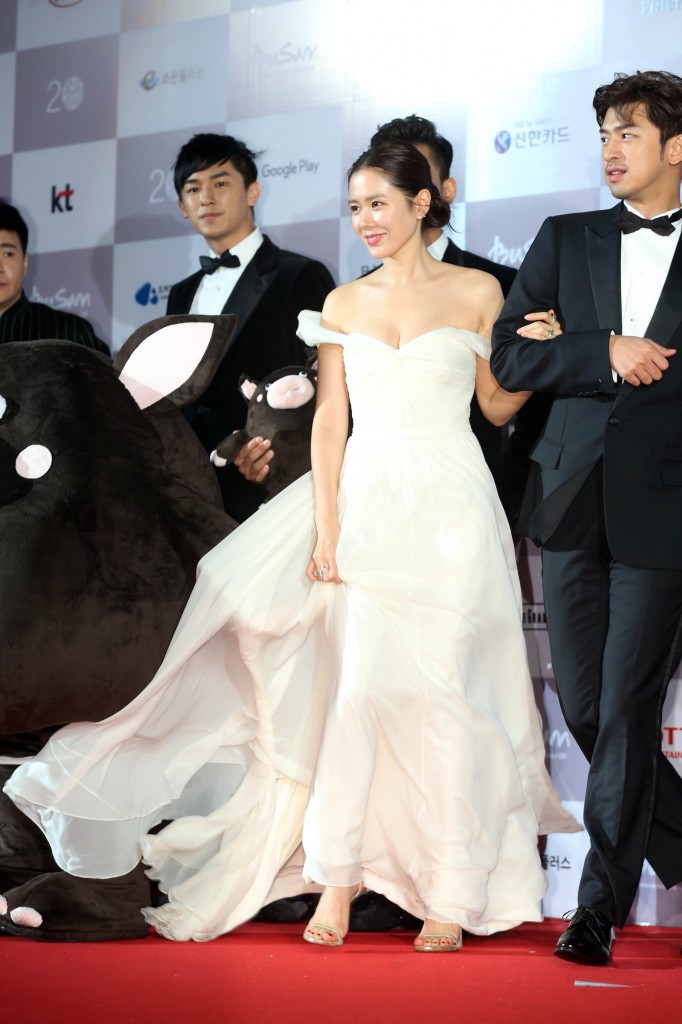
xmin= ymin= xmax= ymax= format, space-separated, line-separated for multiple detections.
xmin=348 ymin=167 xmax=427 ymax=258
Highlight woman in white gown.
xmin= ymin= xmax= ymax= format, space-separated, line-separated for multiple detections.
xmin=5 ymin=139 xmax=578 ymax=950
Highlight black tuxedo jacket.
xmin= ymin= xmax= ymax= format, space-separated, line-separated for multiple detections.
xmin=491 ymin=203 xmax=682 ymax=568
xmin=167 ymin=234 xmax=334 ymax=521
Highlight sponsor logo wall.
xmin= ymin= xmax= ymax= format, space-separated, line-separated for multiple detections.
xmin=3 ymin=0 xmax=682 ymax=926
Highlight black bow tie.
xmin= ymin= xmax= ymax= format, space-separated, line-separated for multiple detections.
xmin=617 ymin=207 xmax=682 ymax=237
xmin=198 ymin=251 xmax=241 ymax=274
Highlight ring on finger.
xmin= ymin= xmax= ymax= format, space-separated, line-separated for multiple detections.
xmin=550 ymin=312 xmax=557 ymax=324
xmin=545 ymin=327 xmax=555 ymax=338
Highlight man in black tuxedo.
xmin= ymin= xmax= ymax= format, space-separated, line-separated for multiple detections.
xmin=366 ymin=115 xmax=550 ymax=526
xmin=167 ymin=133 xmax=334 ymax=522
xmin=491 ymin=70 xmax=682 ymax=965
xmin=0 ymin=199 xmax=109 ymax=354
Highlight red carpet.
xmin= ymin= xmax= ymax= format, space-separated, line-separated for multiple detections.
xmin=2 ymin=920 xmax=681 ymax=1023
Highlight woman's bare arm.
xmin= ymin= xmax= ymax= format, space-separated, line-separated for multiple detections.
xmin=306 ymin=299 xmax=350 ymax=583
xmin=474 ymin=277 xmax=560 ymax=426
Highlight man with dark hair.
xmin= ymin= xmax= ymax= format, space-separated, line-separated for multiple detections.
xmin=492 ymin=70 xmax=682 ymax=965
xmin=167 ymin=133 xmax=335 ymax=523
xmin=0 ymin=199 xmax=108 ymax=353
xmin=367 ymin=115 xmax=550 ymax=524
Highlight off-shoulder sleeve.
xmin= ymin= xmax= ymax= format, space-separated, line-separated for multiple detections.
xmin=458 ymin=329 xmax=491 ymax=362
xmin=297 ymin=310 xmax=346 ymax=348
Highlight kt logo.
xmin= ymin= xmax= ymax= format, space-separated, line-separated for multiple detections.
xmin=51 ymin=184 xmax=75 ymax=213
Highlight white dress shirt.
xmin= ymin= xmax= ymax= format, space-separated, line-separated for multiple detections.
xmin=190 ymin=227 xmax=264 ymax=315
xmin=620 ymin=203 xmax=681 ymax=338
xmin=427 ymin=231 xmax=449 ymax=262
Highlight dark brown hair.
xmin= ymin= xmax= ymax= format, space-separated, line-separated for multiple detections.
xmin=370 ymin=114 xmax=453 ymax=182
xmin=593 ymin=70 xmax=682 ymax=148
xmin=348 ymin=138 xmax=450 ymax=230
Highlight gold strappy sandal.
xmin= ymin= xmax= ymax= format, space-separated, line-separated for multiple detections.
xmin=302 ymin=883 xmax=363 ymax=947
xmin=413 ymin=928 xmax=463 ymax=953
xmin=302 ymin=922 xmax=344 ymax=947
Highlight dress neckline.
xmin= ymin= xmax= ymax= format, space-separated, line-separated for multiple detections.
xmin=347 ymin=326 xmax=488 ymax=352
xmin=297 ymin=311 xmax=491 ymax=358
xmin=349 ymin=327 xmax=460 ymax=351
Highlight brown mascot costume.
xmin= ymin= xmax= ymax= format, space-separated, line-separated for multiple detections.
xmin=0 ymin=315 xmax=238 ymax=941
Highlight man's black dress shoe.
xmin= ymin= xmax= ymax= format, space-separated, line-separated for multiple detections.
xmin=554 ymin=905 xmax=613 ymax=965
xmin=349 ymin=891 xmax=421 ymax=932
xmin=254 ymin=895 xmax=319 ymax=923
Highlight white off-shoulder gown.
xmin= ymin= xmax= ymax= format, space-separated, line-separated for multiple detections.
xmin=5 ymin=311 xmax=579 ymax=941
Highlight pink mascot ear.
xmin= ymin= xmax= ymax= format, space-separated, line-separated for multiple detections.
xmin=239 ymin=377 xmax=259 ymax=401
xmin=114 ymin=314 xmax=237 ymax=413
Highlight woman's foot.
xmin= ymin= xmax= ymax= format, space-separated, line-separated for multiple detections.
xmin=302 ymin=883 xmax=361 ymax=947
xmin=413 ymin=919 xmax=463 ymax=953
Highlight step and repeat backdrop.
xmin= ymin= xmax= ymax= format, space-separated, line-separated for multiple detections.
xmin=1 ymin=0 xmax=681 ymax=925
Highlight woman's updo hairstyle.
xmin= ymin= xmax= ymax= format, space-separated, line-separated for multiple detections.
xmin=347 ymin=138 xmax=451 ymax=231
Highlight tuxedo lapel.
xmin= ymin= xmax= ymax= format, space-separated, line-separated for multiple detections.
xmin=170 ymin=271 xmax=202 ymax=314
xmin=443 ymin=239 xmax=465 ymax=266
xmin=584 ymin=207 xmax=632 ymax=411
xmin=585 ymin=207 xmax=622 ymax=334
xmin=222 ymin=237 xmax=279 ymax=340
xmin=644 ymin=232 xmax=682 ymax=344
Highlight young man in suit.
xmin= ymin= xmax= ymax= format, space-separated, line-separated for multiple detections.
xmin=491 ymin=70 xmax=682 ymax=965
xmin=0 ymin=199 xmax=109 ymax=353
xmin=167 ymin=133 xmax=334 ymax=523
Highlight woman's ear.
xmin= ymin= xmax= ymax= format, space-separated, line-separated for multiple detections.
xmin=414 ymin=189 xmax=432 ymax=220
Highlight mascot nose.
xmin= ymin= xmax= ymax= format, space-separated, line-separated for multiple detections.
xmin=15 ymin=444 xmax=53 ymax=480
xmin=267 ymin=374 xmax=315 ymax=409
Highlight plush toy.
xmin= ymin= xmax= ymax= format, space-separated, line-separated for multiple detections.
xmin=211 ymin=364 xmax=317 ymax=498
xmin=0 ymin=314 xmax=238 ymax=941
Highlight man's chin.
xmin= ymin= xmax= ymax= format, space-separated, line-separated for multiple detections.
xmin=604 ymin=179 xmax=630 ymax=201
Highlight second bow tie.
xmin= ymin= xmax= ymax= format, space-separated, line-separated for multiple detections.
xmin=617 ymin=207 xmax=682 ymax=236
xmin=199 ymin=251 xmax=241 ymax=274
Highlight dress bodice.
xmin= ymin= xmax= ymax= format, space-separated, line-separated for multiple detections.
xmin=297 ymin=310 xmax=491 ymax=439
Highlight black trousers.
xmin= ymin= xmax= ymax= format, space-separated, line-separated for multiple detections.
xmin=541 ymin=464 xmax=682 ymax=926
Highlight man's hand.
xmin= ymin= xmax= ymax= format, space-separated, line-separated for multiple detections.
xmin=609 ymin=335 xmax=676 ymax=386
xmin=233 ymin=435 xmax=273 ymax=483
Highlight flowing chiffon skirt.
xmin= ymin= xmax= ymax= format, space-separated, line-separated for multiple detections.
xmin=6 ymin=319 xmax=579 ymax=940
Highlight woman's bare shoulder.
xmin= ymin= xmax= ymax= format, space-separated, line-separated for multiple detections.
xmin=440 ymin=261 xmax=502 ymax=291
xmin=321 ymin=278 xmax=369 ymax=330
